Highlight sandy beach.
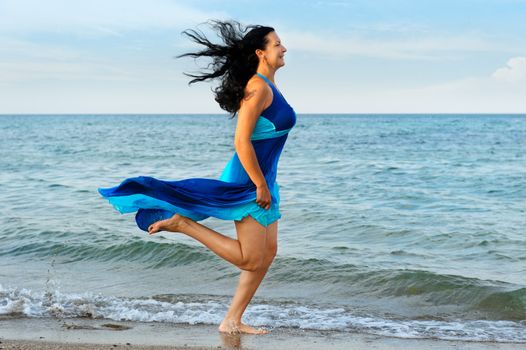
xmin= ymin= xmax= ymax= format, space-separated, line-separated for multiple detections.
xmin=1 ymin=316 xmax=524 ymax=350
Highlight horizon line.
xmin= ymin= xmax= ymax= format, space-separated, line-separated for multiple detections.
xmin=1 ymin=113 xmax=526 ymax=116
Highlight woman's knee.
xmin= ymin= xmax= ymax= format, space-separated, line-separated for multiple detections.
xmin=240 ymin=244 xmax=278 ymax=271
xmin=240 ymin=245 xmax=276 ymax=271
xmin=239 ymin=253 xmax=266 ymax=271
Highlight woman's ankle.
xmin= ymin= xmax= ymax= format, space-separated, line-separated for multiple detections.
xmin=220 ymin=316 xmax=241 ymax=324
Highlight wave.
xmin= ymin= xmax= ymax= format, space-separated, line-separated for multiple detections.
xmin=0 ymin=284 xmax=524 ymax=343
xmin=2 ymin=237 xmax=525 ymax=321
xmin=269 ymin=257 xmax=526 ymax=321
xmin=0 ymin=236 xmax=217 ymax=267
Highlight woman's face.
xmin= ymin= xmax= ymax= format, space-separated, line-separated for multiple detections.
xmin=259 ymin=31 xmax=287 ymax=69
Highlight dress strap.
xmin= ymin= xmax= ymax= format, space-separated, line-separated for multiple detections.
xmin=256 ymin=73 xmax=283 ymax=98
xmin=256 ymin=72 xmax=273 ymax=86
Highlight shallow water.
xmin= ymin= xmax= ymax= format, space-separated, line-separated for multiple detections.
xmin=1 ymin=114 xmax=525 ymax=342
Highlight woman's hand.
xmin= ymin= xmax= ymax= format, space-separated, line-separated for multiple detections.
xmin=256 ymin=183 xmax=271 ymax=210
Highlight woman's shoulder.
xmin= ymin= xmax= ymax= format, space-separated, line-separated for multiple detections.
xmin=242 ymin=75 xmax=273 ymax=107
xmin=246 ymin=74 xmax=270 ymax=90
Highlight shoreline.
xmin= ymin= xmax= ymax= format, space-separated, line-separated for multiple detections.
xmin=1 ymin=317 xmax=525 ymax=350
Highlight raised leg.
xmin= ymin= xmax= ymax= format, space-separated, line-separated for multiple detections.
xmin=148 ymin=214 xmax=267 ymax=271
xmin=148 ymin=213 xmax=278 ymax=334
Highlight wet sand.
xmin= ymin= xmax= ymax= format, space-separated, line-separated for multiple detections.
xmin=0 ymin=316 xmax=524 ymax=350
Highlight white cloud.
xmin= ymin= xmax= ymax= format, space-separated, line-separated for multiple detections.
xmin=281 ymin=29 xmax=520 ymax=61
xmin=492 ymin=56 xmax=526 ymax=82
xmin=0 ymin=38 xmax=184 ymax=85
xmin=0 ymin=38 xmax=125 ymax=84
xmin=0 ymin=0 xmax=228 ymax=35
xmin=375 ymin=76 xmax=525 ymax=113
xmin=285 ymin=73 xmax=526 ymax=113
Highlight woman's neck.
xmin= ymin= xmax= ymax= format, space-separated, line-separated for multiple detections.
xmin=256 ymin=68 xmax=276 ymax=84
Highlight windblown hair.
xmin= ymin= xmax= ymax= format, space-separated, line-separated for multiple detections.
xmin=175 ymin=19 xmax=275 ymax=118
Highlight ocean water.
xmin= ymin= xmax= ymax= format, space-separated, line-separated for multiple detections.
xmin=0 ymin=114 xmax=525 ymax=342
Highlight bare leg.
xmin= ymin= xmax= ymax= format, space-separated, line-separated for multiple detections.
xmin=219 ymin=219 xmax=278 ymax=334
xmin=148 ymin=214 xmax=278 ymax=334
xmin=148 ymin=214 xmax=265 ymax=269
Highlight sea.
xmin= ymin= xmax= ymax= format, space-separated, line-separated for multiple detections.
xmin=0 ymin=114 xmax=525 ymax=343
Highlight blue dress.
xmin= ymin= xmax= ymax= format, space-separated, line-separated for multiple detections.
xmin=98 ymin=73 xmax=297 ymax=231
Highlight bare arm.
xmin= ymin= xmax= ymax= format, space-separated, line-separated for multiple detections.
xmin=234 ymin=79 xmax=272 ymax=209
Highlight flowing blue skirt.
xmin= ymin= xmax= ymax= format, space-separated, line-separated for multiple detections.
xmin=97 ymin=175 xmax=281 ymax=232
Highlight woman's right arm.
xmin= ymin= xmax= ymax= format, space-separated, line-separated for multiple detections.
xmin=234 ymin=79 xmax=272 ymax=210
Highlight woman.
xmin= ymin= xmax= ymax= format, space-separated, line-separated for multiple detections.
xmin=98 ymin=19 xmax=296 ymax=335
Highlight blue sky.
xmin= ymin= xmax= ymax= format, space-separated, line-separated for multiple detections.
xmin=1 ymin=0 xmax=525 ymax=113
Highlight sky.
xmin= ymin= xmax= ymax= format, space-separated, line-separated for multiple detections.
xmin=0 ymin=0 xmax=525 ymax=114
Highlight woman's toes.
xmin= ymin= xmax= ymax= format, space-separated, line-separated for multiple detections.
xmin=148 ymin=222 xmax=161 ymax=234
xmin=147 ymin=214 xmax=188 ymax=235
xmin=218 ymin=320 xmax=268 ymax=335
xmin=239 ymin=323 xmax=268 ymax=334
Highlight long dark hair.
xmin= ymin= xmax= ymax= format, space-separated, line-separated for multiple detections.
xmin=175 ymin=19 xmax=274 ymax=118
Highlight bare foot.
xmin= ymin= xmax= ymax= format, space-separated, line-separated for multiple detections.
xmin=148 ymin=213 xmax=188 ymax=235
xmin=218 ymin=319 xmax=268 ymax=334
